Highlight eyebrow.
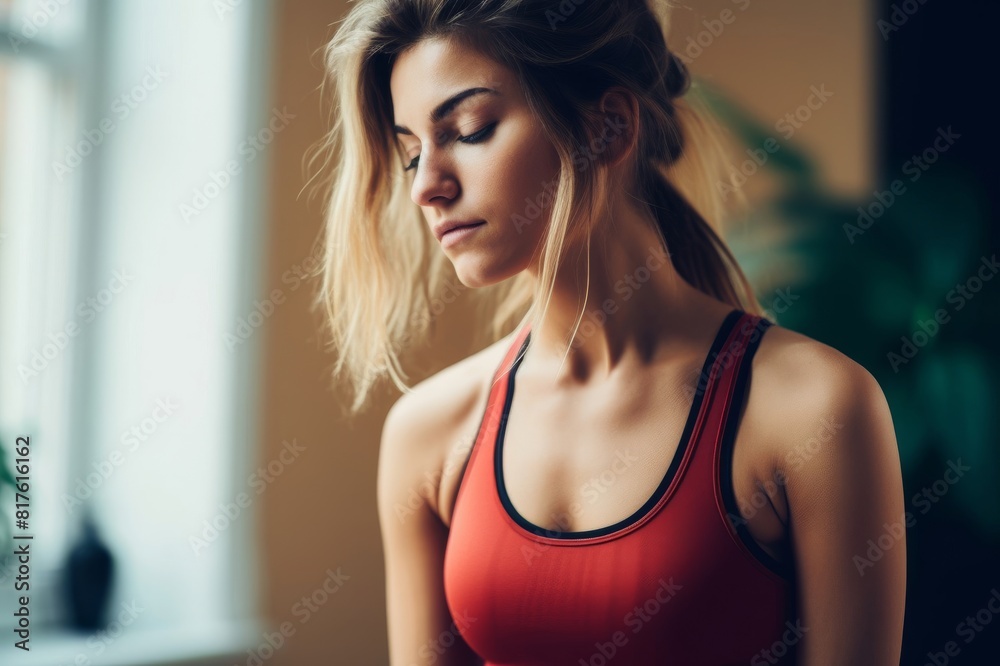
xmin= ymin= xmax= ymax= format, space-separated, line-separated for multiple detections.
xmin=393 ymin=87 xmax=499 ymax=136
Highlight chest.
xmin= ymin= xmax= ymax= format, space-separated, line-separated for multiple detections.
xmin=441 ymin=365 xmax=797 ymax=665
xmin=489 ymin=365 xmax=790 ymax=564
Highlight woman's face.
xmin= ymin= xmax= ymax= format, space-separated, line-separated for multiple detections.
xmin=389 ymin=37 xmax=561 ymax=288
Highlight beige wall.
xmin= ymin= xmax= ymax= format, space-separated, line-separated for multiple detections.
xmin=668 ymin=0 xmax=873 ymax=197
xmin=257 ymin=1 xmax=388 ymax=663
xmin=257 ymin=1 xmax=872 ymax=663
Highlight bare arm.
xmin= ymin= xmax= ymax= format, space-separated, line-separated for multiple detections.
xmin=781 ymin=360 xmax=907 ymax=665
xmin=378 ymin=393 xmax=485 ymax=666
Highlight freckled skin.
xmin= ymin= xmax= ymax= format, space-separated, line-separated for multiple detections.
xmin=390 ymin=38 xmax=561 ymax=288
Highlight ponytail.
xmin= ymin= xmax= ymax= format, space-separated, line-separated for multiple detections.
xmin=639 ymin=81 xmax=763 ymax=315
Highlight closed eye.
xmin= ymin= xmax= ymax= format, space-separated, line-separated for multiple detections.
xmin=404 ymin=122 xmax=498 ymax=172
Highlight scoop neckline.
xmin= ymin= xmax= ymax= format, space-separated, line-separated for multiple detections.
xmin=494 ymin=309 xmax=744 ymax=542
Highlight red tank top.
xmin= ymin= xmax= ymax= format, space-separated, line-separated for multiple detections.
xmin=443 ymin=310 xmax=799 ymax=665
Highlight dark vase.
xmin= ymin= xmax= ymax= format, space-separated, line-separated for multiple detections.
xmin=63 ymin=511 xmax=114 ymax=631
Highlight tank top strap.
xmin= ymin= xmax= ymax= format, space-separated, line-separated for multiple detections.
xmin=689 ymin=312 xmax=771 ymax=448
xmin=492 ymin=323 xmax=533 ymax=388
xmin=676 ymin=312 xmax=762 ymax=468
xmin=451 ymin=323 xmax=533 ymax=517
xmin=693 ymin=311 xmax=793 ymax=581
xmin=714 ymin=312 xmax=773 ymax=432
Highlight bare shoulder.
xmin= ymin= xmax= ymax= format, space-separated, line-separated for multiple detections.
xmin=747 ymin=324 xmax=906 ymax=662
xmin=753 ymin=321 xmax=891 ymax=422
xmin=748 ymin=321 xmax=899 ymax=503
xmin=379 ymin=329 xmax=519 ymax=525
xmin=752 ymin=322 xmax=888 ymax=413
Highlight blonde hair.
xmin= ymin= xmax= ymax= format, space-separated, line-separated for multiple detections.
xmin=308 ymin=0 xmax=763 ymax=417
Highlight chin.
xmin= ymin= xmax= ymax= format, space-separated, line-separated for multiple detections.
xmin=452 ymin=268 xmax=498 ymax=290
xmin=451 ymin=256 xmax=517 ymax=289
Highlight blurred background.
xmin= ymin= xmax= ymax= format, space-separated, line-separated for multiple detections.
xmin=0 ymin=0 xmax=996 ymax=664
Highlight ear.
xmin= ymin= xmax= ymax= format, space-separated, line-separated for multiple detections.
xmin=591 ymin=87 xmax=639 ymax=169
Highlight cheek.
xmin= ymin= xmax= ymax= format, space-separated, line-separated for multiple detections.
xmin=492 ymin=130 xmax=560 ymax=233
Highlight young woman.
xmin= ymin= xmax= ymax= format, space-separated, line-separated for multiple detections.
xmin=313 ymin=1 xmax=906 ymax=663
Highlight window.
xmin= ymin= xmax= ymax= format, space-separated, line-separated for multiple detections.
xmin=1 ymin=1 xmax=272 ymax=663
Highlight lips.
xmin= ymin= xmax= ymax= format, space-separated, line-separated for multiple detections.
xmin=434 ymin=219 xmax=485 ymax=241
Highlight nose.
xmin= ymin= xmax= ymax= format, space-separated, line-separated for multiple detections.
xmin=409 ymin=146 xmax=459 ymax=208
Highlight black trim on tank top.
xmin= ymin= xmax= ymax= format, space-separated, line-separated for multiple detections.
xmin=495 ymin=309 xmax=745 ymax=540
xmin=718 ymin=316 xmax=796 ymax=581
xmin=448 ymin=387 xmax=492 ymax=525
xmin=450 ymin=326 xmax=546 ymax=524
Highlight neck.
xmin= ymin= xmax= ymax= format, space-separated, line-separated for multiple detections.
xmin=522 ymin=196 xmax=728 ymax=387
